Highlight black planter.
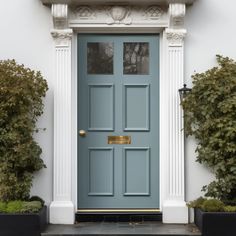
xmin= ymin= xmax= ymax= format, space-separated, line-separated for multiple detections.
xmin=0 ymin=205 xmax=47 ymax=236
xmin=194 ymin=208 xmax=236 ymax=236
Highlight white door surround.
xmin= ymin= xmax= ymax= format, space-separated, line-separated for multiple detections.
xmin=44 ymin=0 xmax=196 ymax=224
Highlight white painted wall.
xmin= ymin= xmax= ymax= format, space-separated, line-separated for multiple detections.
xmin=185 ymin=0 xmax=236 ymax=195
xmin=0 ymin=0 xmax=235 ymax=221
xmin=185 ymin=0 xmax=236 ymax=221
xmin=0 ymin=0 xmax=54 ymax=206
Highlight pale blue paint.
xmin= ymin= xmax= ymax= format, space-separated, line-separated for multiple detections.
xmin=123 ymin=84 xmax=150 ymax=131
xmin=88 ymin=84 xmax=114 ymax=131
xmin=123 ymin=148 xmax=150 ymax=196
xmin=88 ymin=148 xmax=114 ymax=196
xmin=78 ymin=35 xmax=159 ymax=209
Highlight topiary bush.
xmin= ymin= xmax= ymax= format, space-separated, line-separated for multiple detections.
xmin=0 ymin=202 xmax=7 ymax=213
xmin=29 ymin=195 xmax=45 ymax=206
xmin=0 ymin=60 xmax=48 ymax=201
xmin=6 ymin=201 xmax=23 ymax=213
xmin=187 ymin=197 xmax=236 ymax=212
xmin=21 ymin=201 xmax=42 ymax=213
xmin=223 ymin=205 xmax=236 ymax=212
xmin=182 ymin=55 xmax=236 ymax=204
xmin=201 ymin=199 xmax=225 ymax=212
xmin=187 ymin=197 xmax=206 ymax=209
xmin=0 ymin=200 xmax=43 ymax=213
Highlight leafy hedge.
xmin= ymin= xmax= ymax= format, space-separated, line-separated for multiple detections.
xmin=0 ymin=60 xmax=48 ymax=201
xmin=187 ymin=197 xmax=236 ymax=212
xmin=0 ymin=200 xmax=42 ymax=213
xmin=182 ymin=55 xmax=236 ymax=204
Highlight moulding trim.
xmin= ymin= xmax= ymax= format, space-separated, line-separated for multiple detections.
xmin=69 ymin=5 xmax=168 ymax=27
xmin=42 ymin=0 xmax=196 ymax=5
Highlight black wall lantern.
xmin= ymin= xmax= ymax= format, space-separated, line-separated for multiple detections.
xmin=178 ymin=84 xmax=192 ymax=102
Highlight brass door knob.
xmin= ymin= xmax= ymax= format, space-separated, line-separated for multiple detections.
xmin=79 ymin=130 xmax=86 ymax=137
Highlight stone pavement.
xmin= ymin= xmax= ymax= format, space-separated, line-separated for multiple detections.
xmin=42 ymin=221 xmax=201 ymax=236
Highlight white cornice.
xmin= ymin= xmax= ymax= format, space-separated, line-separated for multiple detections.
xmin=41 ymin=0 xmax=196 ymax=6
xmin=68 ymin=5 xmax=169 ymax=28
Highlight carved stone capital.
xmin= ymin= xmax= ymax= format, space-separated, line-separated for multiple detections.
xmin=52 ymin=4 xmax=68 ymax=29
xmin=169 ymin=3 xmax=186 ymax=29
xmin=166 ymin=29 xmax=186 ymax=46
xmin=51 ymin=29 xmax=73 ymax=46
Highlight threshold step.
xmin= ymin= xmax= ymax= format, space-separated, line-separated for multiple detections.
xmin=76 ymin=213 xmax=162 ymax=222
xmin=76 ymin=209 xmax=162 ymax=222
xmin=42 ymin=222 xmax=201 ymax=236
xmin=77 ymin=209 xmax=161 ymax=214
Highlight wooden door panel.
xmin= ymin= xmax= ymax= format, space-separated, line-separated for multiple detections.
xmin=78 ymin=35 xmax=159 ymax=209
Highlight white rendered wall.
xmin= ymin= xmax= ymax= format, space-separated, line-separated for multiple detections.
xmin=0 ymin=0 xmax=54 ymax=206
xmin=185 ymin=0 xmax=236 ymax=221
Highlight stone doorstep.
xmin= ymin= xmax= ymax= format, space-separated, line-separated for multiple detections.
xmin=41 ymin=222 xmax=201 ymax=236
xmin=76 ymin=213 xmax=163 ymax=222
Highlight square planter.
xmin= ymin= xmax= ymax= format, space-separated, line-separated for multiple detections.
xmin=0 ymin=205 xmax=47 ymax=236
xmin=194 ymin=208 xmax=236 ymax=236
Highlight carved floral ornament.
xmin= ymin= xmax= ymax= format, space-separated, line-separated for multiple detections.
xmin=106 ymin=6 xmax=132 ymax=25
xmin=50 ymin=3 xmax=187 ymax=47
xmin=51 ymin=29 xmax=73 ymax=46
xmin=145 ymin=6 xmax=164 ymax=20
xmin=73 ymin=6 xmax=95 ymax=19
xmin=166 ymin=29 xmax=187 ymax=46
xmin=69 ymin=5 xmax=165 ymax=25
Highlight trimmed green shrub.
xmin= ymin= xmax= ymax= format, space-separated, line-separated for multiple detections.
xmin=6 ymin=201 xmax=23 ymax=213
xmin=21 ymin=201 xmax=42 ymax=213
xmin=0 ymin=202 xmax=7 ymax=213
xmin=0 ymin=201 xmax=43 ymax=213
xmin=182 ymin=55 xmax=236 ymax=203
xmin=223 ymin=205 xmax=236 ymax=212
xmin=187 ymin=198 xmax=236 ymax=212
xmin=29 ymin=195 xmax=45 ymax=206
xmin=0 ymin=60 xmax=48 ymax=201
xmin=187 ymin=197 xmax=206 ymax=209
xmin=201 ymin=199 xmax=225 ymax=212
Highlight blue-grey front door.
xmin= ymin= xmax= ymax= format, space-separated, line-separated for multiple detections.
xmin=78 ymin=35 xmax=159 ymax=209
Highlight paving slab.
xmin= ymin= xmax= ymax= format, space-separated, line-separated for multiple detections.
xmin=42 ymin=221 xmax=201 ymax=236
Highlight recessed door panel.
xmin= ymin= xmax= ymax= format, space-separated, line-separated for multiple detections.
xmin=78 ymin=35 xmax=159 ymax=209
xmin=123 ymin=84 xmax=150 ymax=131
xmin=88 ymin=84 xmax=114 ymax=131
xmin=123 ymin=148 xmax=150 ymax=196
xmin=88 ymin=148 xmax=114 ymax=196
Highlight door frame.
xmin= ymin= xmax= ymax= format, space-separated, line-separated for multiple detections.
xmin=76 ymin=34 xmax=160 ymax=210
xmin=71 ymin=29 xmax=165 ymax=212
xmin=50 ymin=2 xmax=188 ymax=224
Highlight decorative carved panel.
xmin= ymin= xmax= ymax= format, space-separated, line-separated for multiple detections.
xmin=69 ymin=5 xmax=168 ymax=27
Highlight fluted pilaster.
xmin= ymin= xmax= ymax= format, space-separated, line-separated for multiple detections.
xmin=49 ymin=4 xmax=74 ymax=224
xmin=162 ymin=3 xmax=188 ymax=224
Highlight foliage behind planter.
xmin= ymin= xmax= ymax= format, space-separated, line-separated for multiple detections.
xmin=182 ymin=55 xmax=236 ymax=203
xmin=188 ymin=197 xmax=236 ymax=212
xmin=0 ymin=200 xmax=42 ymax=213
xmin=0 ymin=60 xmax=48 ymax=201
